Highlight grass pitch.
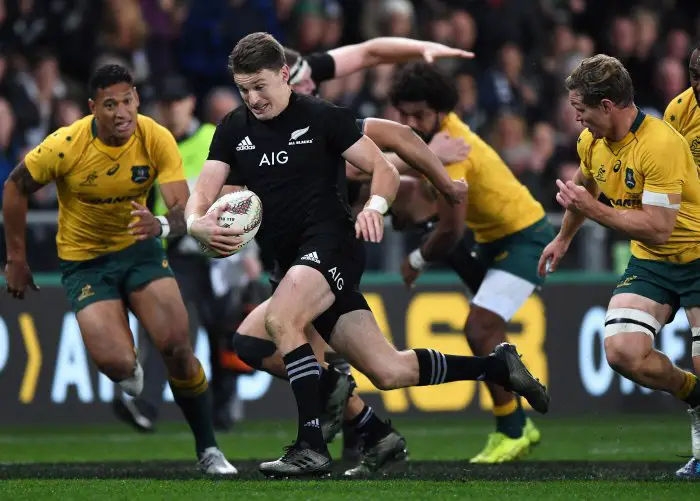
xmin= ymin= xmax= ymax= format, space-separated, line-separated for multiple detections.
xmin=0 ymin=415 xmax=696 ymax=500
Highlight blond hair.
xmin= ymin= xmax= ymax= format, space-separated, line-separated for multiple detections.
xmin=565 ymin=54 xmax=634 ymax=106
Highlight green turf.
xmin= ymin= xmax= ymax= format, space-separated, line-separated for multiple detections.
xmin=0 ymin=480 xmax=695 ymax=501
xmin=0 ymin=416 xmax=697 ymax=500
xmin=0 ymin=416 xmax=691 ymax=462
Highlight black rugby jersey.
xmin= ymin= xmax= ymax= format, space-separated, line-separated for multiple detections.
xmin=207 ymin=93 xmax=363 ymax=256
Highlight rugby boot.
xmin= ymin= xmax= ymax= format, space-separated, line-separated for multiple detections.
xmin=320 ymin=369 xmax=356 ymax=443
xmin=112 ymin=398 xmax=155 ymax=433
xmin=470 ymin=418 xmax=540 ymax=463
xmin=676 ymin=458 xmax=700 ymax=479
xmin=524 ymin=417 xmax=541 ymax=446
xmin=492 ymin=343 xmax=549 ymax=414
xmin=676 ymin=405 xmax=700 ymax=479
xmin=197 ymin=447 xmax=239 ymax=475
xmin=259 ymin=441 xmax=332 ymax=478
xmin=344 ymin=424 xmax=408 ymax=477
xmin=470 ymin=432 xmax=530 ymax=464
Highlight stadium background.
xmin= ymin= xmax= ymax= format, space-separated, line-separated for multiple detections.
xmin=1 ymin=0 xmax=700 ymax=497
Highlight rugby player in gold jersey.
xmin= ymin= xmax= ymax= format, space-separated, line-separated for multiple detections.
xmin=390 ymin=61 xmax=553 ymax=464
xmin=3 ymin=64 xmax=238 ymax=475
xmin=541 ymin=54 xmax=700 ymax=478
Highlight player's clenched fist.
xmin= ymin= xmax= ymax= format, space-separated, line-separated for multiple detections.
xmin=355 ymin=208 xmax=384 ymax=243
xmin=128 ymin=202 xmax=163 ymax=240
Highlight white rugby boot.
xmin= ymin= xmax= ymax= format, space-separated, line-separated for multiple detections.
xmin=676 ymin=405 xmax=700 ymax=479
xmin=197 ymin=447 xmax=239 ymax=475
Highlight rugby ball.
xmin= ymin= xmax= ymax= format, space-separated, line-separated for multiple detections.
xmin=198 ymin=190 xmax=263 ymax=258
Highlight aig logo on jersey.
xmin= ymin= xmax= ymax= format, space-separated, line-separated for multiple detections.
xmin=259 ymin=151 xmax=288 ymax=166
xmin=288 ymin=126 xmax=313 ymax=146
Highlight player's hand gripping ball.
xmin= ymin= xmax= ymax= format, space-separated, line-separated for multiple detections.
xmin=197 ymin=190 xmax=263 ymax=258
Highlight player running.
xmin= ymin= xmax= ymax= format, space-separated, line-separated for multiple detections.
xmin=2 ymin=64 xmax=237 ymax=475
xmin=389 ymin=61 xmax=555 ymax=463
xmin=284 ymin=41 xmax=472 ymax=469
xmin=540 ymin=54 xmax=700 ymax=478
xmin=186 ymin=31 xmax=548 ymax=479
xmin=663 ymin=44 xmax=700 ymax=478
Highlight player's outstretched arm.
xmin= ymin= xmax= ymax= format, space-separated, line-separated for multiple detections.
xmin=363 ymin=118 xmax=467 ymax=205
xmin=329 ymin=38 xmax=474 ymax=78
xmin=342 ymin=136 xmax=400 ymax=243
xmin=401 ymin=192 xmax=466 ymax=287
xmin=3 ymin=162 xmax=45 ymax=297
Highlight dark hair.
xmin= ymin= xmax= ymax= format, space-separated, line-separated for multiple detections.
xmin=89 ymin=64 xmax=134 ymax=97
xmin=565 ymin=54 xmax=635 ymax=107
xmin=389 ymin=61 xmax=458 ymax=113
xmin=284 ymin=47 xmax=301 ymax=68
xmin=228 ymin=32 xmax=286 ymax=76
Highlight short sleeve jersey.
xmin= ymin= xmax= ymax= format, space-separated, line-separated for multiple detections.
xmin=664 ymin=87 xmax=700 ymax=169
xmin=577 ymin=109 xmax=700 ymax=263
xmin=440 ymin=113 xmax=545 ymax=243
xmin=207 ymin=93 xmax=362 ymax=257
xmin=24 ymin=114 xmax=184 ymax=261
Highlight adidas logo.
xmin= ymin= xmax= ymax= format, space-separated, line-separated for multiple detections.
xmin=236 ymin=136 xmax=255 ymax=151
xmin=303 ymin=418 xmax=320 ymax=428
xmin=300 ymin=251 xmax=321 ymax=264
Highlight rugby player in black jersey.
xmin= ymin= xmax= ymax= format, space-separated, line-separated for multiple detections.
xmin=186 ymin=32 xmax=548 ymax=479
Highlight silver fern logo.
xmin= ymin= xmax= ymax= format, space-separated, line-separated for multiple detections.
xmin=290 ymin=126 xmax=309 ymax=141
xmin=289 ymin=126 xmax=313 ymax=145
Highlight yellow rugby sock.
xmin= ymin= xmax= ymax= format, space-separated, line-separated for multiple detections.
xmin=493 ymin=399 xmax=518 ymax=417
xmin=169 ymin=364 xmax=209 ymax=397
xmin=675 ymin=371 xmax=700 ymax=407
xmin=169 ymin=362 xmax=216 ymax=454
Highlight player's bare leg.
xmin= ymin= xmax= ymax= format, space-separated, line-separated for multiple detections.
xmin=233 ymin=300 xmax=400 ymax=469
xmin=258 ymin=266 xmax=337 ymax=478
xmin=328 ymin=308 xmax=548 ymax=477
xmin=463 ymin=269 xmax=544 ymax=463
xmin=675 ymin=305 xmax=700 ymax=478
xmin=129 ymin=277 xmax=237 ymax=475
xmin=603 ymin=294 xmax=691 ymax=391
xmin=465 ymin=305 xmax=538 ymax=463
xmin=76 ymin=300 xmax=143 ymax=396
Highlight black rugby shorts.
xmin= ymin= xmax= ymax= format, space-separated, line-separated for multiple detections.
xmin=268 ymin=234 xmax=370 ymax=342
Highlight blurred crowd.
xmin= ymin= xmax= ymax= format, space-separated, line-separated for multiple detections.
xmin=1 ymin=0 xmax=699 ymax=269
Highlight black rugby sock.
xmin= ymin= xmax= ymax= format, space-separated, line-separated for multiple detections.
xmin=413 ymin=349 xmax=508 ymax=386
xmin=494 ymin=398 xmax=526 ymax=439
xmin=284 ymin=344 xmax=325 ymax=449
xmin=347 ymin=405 xmax=390 ymax=446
